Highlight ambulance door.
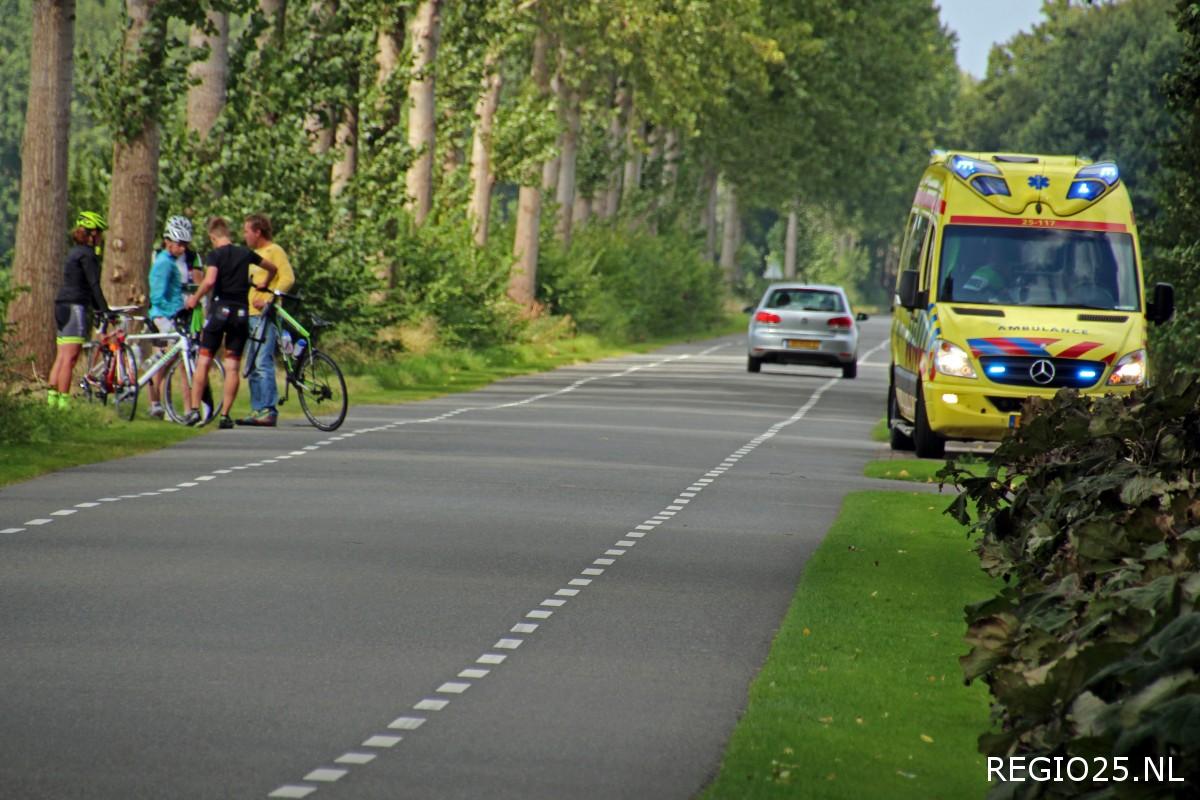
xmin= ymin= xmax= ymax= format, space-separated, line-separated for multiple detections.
xmin=891 ymin=210 xmax=932 ymax=419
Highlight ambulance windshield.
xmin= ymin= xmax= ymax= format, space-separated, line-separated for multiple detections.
xmin=937 ymin=226 xmax=1139 ymax=311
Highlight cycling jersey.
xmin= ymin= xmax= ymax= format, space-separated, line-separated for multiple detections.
xmin=54 ymin=245 xmax=109 ymax=311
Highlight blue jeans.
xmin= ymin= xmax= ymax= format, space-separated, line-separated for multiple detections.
xmin=247 ymin=314 xmax=278 ymax=413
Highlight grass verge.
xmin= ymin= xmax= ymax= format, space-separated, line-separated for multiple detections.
xmin=0 ymin=403 xmax=201 ymax=487
xmin=701 ymin=491 xmax=996 ymax=800
xmin=863 ymin=457 xmax=989 ymax=484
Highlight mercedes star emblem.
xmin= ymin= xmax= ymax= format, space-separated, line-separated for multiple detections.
xmin=1029 ymin=359 xmax=1056 ymax=385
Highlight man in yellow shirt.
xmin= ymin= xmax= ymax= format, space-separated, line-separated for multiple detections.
xmin=239 ymin=213 xmax=295 ymax=427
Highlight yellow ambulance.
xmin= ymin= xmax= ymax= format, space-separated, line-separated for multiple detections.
xmin=888 ymin=152 xmax=1175 ymax=458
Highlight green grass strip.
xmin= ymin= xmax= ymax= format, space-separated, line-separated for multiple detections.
xmin=0 ymin=406 xmax=200 ymax=488
xmin=701 ymin=491 xmax=996 ymax=800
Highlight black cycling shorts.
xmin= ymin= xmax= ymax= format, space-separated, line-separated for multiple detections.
xmin=200 ymin=301 xmax=250 ymax=357
xmin=54 ymin=303 xmax=88 ymax=344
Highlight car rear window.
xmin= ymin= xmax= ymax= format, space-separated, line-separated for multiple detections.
xmin=765 ymin=289 xmax=845 ymax=312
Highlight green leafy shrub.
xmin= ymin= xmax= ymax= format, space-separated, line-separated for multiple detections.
xmin=944 ymin=382 xmax=1200 ymax=798
xmin=539 ymin=223 xmax=724 ymax=341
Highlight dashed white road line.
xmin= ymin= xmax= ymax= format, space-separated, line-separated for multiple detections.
xmin=265 ymin=371 xmax=845 ymax=798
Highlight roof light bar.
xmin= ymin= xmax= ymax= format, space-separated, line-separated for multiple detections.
xmin=1076 ymin=162 xmax=1120 ymax=186
xmin=949 ymin=155 xmax=1001 ymax=180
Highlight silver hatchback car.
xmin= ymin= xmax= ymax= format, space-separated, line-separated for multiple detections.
xmin=747 ymin=283 xmax=865 ymax=378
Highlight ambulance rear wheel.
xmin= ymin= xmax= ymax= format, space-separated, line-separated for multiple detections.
xmin=914 ymin=383 xmax=946 ymax=459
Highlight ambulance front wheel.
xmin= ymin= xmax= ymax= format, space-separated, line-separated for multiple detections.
xmin=914 ymin=383 xmax=946 ymax=459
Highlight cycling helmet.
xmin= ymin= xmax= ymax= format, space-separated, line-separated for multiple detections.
xmin=75 ymin=210 xmax=107 ymax=231
xmin=163 ymin=215 xmax=193 ymax=244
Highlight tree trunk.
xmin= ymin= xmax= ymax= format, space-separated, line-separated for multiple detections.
xmin=104 ymin=0 xmax=160 ymax=309
xmin=622 ymin=114 xmax=643 ymax=204
xmin=719 ymin=183 xmax=740 ymax=285
xmin=186 ymin=9 xmax=228 ymax=141
xmin=554 ymin=84 xmax=581 ymax=246
xmin=572 ymin=193 xmax=591 ymax=227
xmin=330 ymin=99 xmax=357 ymax=200
xmin=700 ymin=166 xmax=718 ymax=263
xmin=304 ymin=1 xmax=335 ymax=153
xmin=258 ymin=0 xmax=285 ymax=49
xmin=660 ymin=129 xmax=679 ymax=199
xmin=510 ymin=29 xmax=552 ymax=308
xmin=405 ymin=0 xmax=441 ymax=226
xmin=510 ymin=186 xmax=541 ymax=306
xmin=373 ymin=6 xmax=404 ymax=134
xmin=600 ymin=84 xmax=630 ymax=219
xmin=784 ymin=207 xmax=798 ymax=279
xmin=469 ymin=50 xmax=502 ymax=246
xmin=8 ymin=0 xmax=75 ymax=378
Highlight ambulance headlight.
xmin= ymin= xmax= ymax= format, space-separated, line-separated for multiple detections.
xmin=934 ymin=340 xmax=977 ymax=379
xmin=1108 ymin=350 xmax=1146 ymax=386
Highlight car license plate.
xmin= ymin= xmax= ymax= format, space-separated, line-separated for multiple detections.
xmin=785 ymin=339 xmax=819 ymax=350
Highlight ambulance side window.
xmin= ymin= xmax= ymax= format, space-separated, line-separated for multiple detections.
xmin=921 ymin=221 xmax=937 ymax=291
xmin=899 ymin=213 xmax=929 ymax=281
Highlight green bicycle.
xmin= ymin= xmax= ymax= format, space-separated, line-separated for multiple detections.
xmin=242 ymin=291 xmax=348 ymax=431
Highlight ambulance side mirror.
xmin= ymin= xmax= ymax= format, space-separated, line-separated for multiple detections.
xmin=897 ymin=270 xmax=921 ymax=310
xmin=1147 ymin=282 xmax=1175 ymax=325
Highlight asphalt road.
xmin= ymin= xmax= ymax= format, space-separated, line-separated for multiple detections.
xmin=1 ymin=318 xmax=901 ymax=799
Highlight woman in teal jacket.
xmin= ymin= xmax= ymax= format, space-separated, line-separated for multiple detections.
xmin=145 ymin=216 xmax=193 ymax=418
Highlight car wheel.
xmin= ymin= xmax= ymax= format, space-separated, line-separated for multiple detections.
xmin=842 ymin=360 xmax=857 ymax=379
xmin=914 ymin=382 xmax=946 ymax=459
xmin=888 ymin=379 xmax=915 ymax=452
xmin=747 ymin=356 xmax=762 ymax=373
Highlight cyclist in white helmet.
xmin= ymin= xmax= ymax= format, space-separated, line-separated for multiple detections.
xmin=145 ymin=215 xmax=196 ymax=418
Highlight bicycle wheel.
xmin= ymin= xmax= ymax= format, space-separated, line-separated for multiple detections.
xmin=113 ymin=345 xmax=139 ymax=422
xmin=165 ymin=357 xmax=226 ymax=424
xmin=296 ymin=350 xmax=347 ymax=431
xmin=78 ymin=344 xmax=106 ymax=404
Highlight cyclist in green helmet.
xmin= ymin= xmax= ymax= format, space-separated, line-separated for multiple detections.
xmin=48 ymin=211 xmax=110 ymax=409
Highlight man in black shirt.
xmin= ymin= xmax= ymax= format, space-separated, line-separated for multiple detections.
xmin=183 ymin=216 xmax=278 ymax=428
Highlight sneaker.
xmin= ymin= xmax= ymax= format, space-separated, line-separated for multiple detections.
xmin=183 ymin=409 xmax=201 ymax=427
xmin=236 ymin=409 xmax=264 ymax=426
xmin=149 ymin=403 xmax=165 ymax=419
xmin=218 ymin=415 xmax=235 ymax=430
xmin=250 ymin=411 xmax=278 ymax=427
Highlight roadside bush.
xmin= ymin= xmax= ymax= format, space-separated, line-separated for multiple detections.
xmin=944 ymin=382 xmax=1200 ymax=798
xmin=539 ymin=223 xmax=724 ymax=341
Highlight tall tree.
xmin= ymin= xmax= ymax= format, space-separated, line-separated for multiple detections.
xmin=511 ymin=29 xmax=553 ymax=307
xmin=8 ymin=0 xmax=75 ymax=377
xmin=468 ymin=50 xmax=502 ymax=246
xmin=104 ymin=0 xmax=162 ymax=307
xmin=405 ymin=0 xmax=442 ymax=226
xmin=186 ymin=8 xmax=228 ymax=141
xmin=258 ymin=0 xmax=285 ymax=48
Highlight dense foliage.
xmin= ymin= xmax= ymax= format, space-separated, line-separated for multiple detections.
xmin=945 ymin=384 xmax=1200 ymax=798
xmin=1148 ymin=1 xmax=1200 ymax=375
xmin=0 ymin=0 xmax=964 ymax=367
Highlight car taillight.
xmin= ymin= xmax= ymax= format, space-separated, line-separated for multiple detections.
xmin=755 ymin=311 xmax=781 ymax=324
xmin=827 ymin=316 xmax=853 ymax=330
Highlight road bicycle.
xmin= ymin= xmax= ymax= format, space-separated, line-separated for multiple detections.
xmin=81 ymin=308 xmax=224 ymax=424
xmin=242 ymin=290 xmax=348 ymax=431
xmin=78 ymin=308 xmax=140 ymax=421
xmin=129 ymin=310 xmax=225 ymax=424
